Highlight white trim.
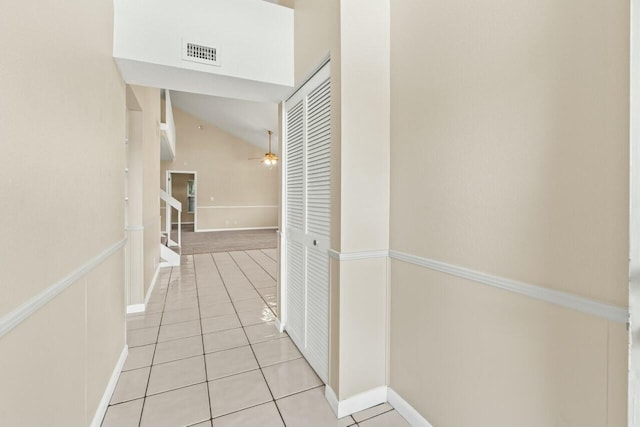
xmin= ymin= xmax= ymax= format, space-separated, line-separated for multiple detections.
xmin=126 ymin=304 xmax=145 ymax=314
xmin=280 ymin=92 xmax=290 ymax=348
xmin=275 ymin=317 xmax=284 ymax=333
xmin=630 ymin=1 xmax=640 ymax=423
xmin=325 ymin=386 xmax=339 ymax=417
xmin=166 ymin=169 xmax=198 ymax=174
xmin=171 ymin=221 xmax=194 ymax=225
xmin=328 ymin=249 xmax=390 ymax=261
xmin=145 ymin=264 xmax=162 ymax=306
xmin=195 ymin=226 xmax=278 ymax=232
xmin=389 ymin=250 xmax=629 ymax=323
xmin=325 ymin=385 xmax=388 ymax=418
xmin=0 ymin=238 xmax=127 ymax=338
xmin=287 ymin=60 xmax=331 ymax=112
xmin=387 ymin=388 xmax=434 ymax=427
xmin=89 ymin=346 xmax=128 ymax=427
xmin=127 ymin=218 xmax=161 ymax=231
xmin=286 ymin=54 xmax=331 ymax=102
xmin=197 ymin=205 xmax=278 ymax=209
xmin=278 ymin=225 xmax=287 ymax=332
xmin=326 ymin=385 xmax=435 ymax=426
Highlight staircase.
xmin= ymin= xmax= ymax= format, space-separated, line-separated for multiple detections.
xmin=160 ymin=189 xmax=182 ymax=267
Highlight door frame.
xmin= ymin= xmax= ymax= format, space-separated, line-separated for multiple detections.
xmin=629 ymin=0 xmax=640 ymax=422
xmin=280 ymin=60 xmax=332 ymax=385
xmin=279 ymin=99 xmax=289 ymax=333
xmin=166 ymin=170 xmax=198 ymax=231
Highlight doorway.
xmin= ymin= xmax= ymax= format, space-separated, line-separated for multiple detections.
xmin=166 ymin=170 xmax=197 ymax=232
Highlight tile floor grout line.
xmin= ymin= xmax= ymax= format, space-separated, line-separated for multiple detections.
xmin=231 ymin=251 xmax=278 ymax=289
xmin=133 ymin=352 xmax=204 ymax=371
xmin=192 ymin=254 xmax=215 ymax=424
xmin=260 ymin=248 xmax=278 ymax=262
xmin=109 ymin=379 xmax=207 ymax=406
xmin=355 ymin=407 xmax=395 ymax=424
xmin=227 ymin=252 xmax=278 ymax=322
xmin=238 ymin=249 xmax=278 ymax=285
xmin=136 ymin=265 xmax=174 ymax=427
xmin=126 ymin=329 xmax=274 ymax=370
xmin=211 ymin=252 xmax=288 ymax=427
xmin=223 ymin=255 xmax=274 ymax=308
xmin=128 ymin=330 xmax=201 ymax=348
xmin=228 ymin=251 xmax=276 ymax=286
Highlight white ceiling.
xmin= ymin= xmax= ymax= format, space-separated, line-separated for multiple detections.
xmin=261 ymin=0 xmax=293 ymax=7
xmin=162 ymin=0 xmax=291 ymax=152
xmin=170 ymin=91 xmax=279 ymax=152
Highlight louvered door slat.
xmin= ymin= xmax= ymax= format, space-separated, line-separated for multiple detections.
xmin=286 ymin=239 xmax=304 ymax=345
xmin=286 ymin=101 xmax=304 ymax=231
xmin=306 ymin=76 xmax=331 ymax=239
xmin=305 ymin=246 xmax=329 ymax=383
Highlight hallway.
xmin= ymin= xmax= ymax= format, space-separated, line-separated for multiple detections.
xmin=102 ymin=248 xmax=409 ymax=427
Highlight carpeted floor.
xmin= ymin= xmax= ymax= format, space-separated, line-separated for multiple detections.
xmin=170 ymin=226 xmax=277 ymax=255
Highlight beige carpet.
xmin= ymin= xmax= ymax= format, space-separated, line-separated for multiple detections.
xmin=170 ymin=227 xmax=277 ymax=255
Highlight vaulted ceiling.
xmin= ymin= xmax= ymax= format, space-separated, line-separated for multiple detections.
xmin=170 ymin=91 xmax=280 ymax=152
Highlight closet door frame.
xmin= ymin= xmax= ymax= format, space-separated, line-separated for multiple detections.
xmin=280 ymin=61 xmax=331 ymax=378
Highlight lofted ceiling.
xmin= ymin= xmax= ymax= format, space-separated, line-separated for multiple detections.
xmin=170 ymin=91 xmax=279 ymax=152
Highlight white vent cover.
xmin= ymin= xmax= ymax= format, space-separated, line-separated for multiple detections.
xmin=182 ymin=40 xmax=221 ymax=67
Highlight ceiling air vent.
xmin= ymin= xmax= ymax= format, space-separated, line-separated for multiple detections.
xmin=182 ymin=40 xmax=221 ymax=67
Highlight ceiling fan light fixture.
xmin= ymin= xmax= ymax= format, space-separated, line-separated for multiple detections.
xmin=262 ymin=130 xmax=278 ymax=167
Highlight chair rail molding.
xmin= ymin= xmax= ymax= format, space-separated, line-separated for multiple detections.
xmin=0 ymin=238 xmax=127 ymax=338
xmin=389 ymin=249 xmax=628 ymax=323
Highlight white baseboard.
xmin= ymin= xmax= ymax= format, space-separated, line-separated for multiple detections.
xmin=160 ymin=244 xmax=180 ymax=267
xmin=145 ymin=264 xmax=161 ymax=306
xmin=325 ymin=386 xmax=339 ymax=417
xmin=126 ymin=264 xmax=161 ymax=315
xmin=387 ymin=388 xmax=433 ymax=427
xmin=126 ymin=304 xmax=145 ymax=314
xmin=90 ymin=345 xmax=128 ymax=427
xmin=325 ymin=385 xmax=388 ymax=418
xmin=275 ymin=318 xmax=284 ymax=333
xmin=195 ymin=226 xmax=278 ymax=232
xmin=325 ymin=385 xmax=433 ymax=426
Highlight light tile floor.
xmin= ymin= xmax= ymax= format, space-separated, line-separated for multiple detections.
xmin=103 ymin=249 xmax=409 ymax=427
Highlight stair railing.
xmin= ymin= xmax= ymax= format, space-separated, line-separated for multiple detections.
xmin=160 ymin=189 xmax=182 ymax=250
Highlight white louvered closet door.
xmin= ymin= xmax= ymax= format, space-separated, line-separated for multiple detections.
xmin=284 ymin=62 xmax=331 ymax=383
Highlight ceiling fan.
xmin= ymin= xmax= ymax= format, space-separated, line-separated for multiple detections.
xmin=249 ymin=130 xmax=279 ymax=167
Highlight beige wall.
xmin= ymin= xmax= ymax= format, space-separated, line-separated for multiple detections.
xmin=391 ymin=261 xmax=627 ymax=427
xmin=389 ymin=0 xmax=629 ymax=425
xmin=0 ymin=0 xmax=127 ymax=424
xmin=161 ymin=107 xmax=278 ymax=231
